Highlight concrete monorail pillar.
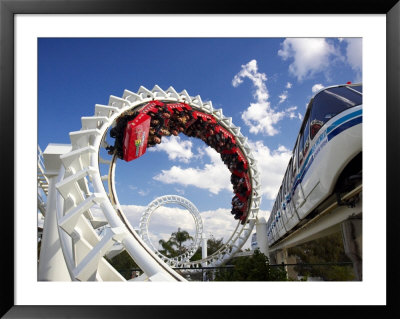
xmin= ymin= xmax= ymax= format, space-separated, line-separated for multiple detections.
xmin=341 ymin=215 xmax=362 ymax=281
xmin=256 ymin=216 xmax=269 ymax=258
xmin=201 ymin=233 xmax=207 ymax=281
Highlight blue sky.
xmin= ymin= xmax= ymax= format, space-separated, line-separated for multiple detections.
xmin=38 ymin=37 xmax=362 ymax=246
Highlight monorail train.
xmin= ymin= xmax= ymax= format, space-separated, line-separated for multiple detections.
xmin=266 ymin=83 xmax=362 ymax=246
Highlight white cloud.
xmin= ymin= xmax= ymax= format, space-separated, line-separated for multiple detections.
xmin=241 ymin=102 xmax=285 ymax=136
xmin=232 ymin=59 xmax=268 ymax=101
xmin=249 ymin=140 xmax=292 ymax=200
xmin=278 ymin=38 xmax=341 ymax=81
xmin=148 ymin=135 xmax=193 ymax=163
xmin=200 ymin=208 xmax=240 ymax=241
xmin=286 ymin=82 xmax=292 ymax=89
xmin=153 ymin=138 xmax=293 ymax=203
xmin=193 ymin=146 xmax=205 ymax=161
xmin=285 ymin=106 xmax=298 ymax=119
xmin=201 ymin=207 xmax=272 ymax=250
xmin=175 ymin=188 xmax=185 ymax=195
xmin=286 ymin=106 xmax=297 ymax=112
xmin=119 ymin=204 xmax=146 ymax=227
xmin=120 ymin=204 xmax=196 ymax=248
xmin=120 ymin=204 xmax=267 ymax=251
xmin=153 ymin=147 xmax=231 ymax=194
xmin=121 ymin=205 xmax=235 ymax=248
xmin=257 ymin=210 xmax=271 ymax=221
xmin=312 ymin=83 xmax=324 ymax=93
xmin=232 ymin=59 xmax=287 ymax=136
xmin=343 ymin=38 xmax=362 ymax=73
xmin=138 ymin=189 xmax=150 ymax=196
xmin=278 ymin=91 xmax=288 ymax=104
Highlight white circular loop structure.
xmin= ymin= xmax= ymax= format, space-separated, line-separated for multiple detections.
xmin=138 ymin=195 xmax=203 ymax=265
xmin=54 ymin=85 xmax=261 ymax=281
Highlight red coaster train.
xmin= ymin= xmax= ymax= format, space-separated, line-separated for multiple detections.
xmin=107 ymin=100 xmax=251 ymax=224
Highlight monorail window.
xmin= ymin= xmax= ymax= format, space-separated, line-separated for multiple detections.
xmin=284 ymin=170 xmax=289 ymax=197
xmin=293 ymin=140 xmax=299 ymax=177
xmin=287 ymin=159 xmax=293 ymax=187
xmin=310 ymin=86 xmax=362 ymax=139
xmin=298 ymin=115 xmax=310 ymax=166
xmin=349 ymin=84 xmax=362 ymax=93
xmin=286 ymin=164 xmax=291 ymax=193
xmin=303 ymin=117 xmax=310 ymax=156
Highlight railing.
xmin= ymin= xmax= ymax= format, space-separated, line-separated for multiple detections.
xmin=37 ymin=145 xmax=49 ymax=196
xmin=114 ymin=262 xmax=356 ymax=281
xmin=37 ymin=145 xmax=48 ymax=216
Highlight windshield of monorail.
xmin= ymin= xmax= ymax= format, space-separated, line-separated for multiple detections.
xmin=309 ymin=84 xmax=362 ymax=140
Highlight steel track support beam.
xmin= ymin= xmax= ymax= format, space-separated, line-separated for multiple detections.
xmin=38 ymin=144 xmax=72 ymax=281
xmin=268 ymin=195 xmax=362 ymax=253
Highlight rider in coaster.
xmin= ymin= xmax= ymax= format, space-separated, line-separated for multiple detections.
xmin=234 ymin=184 xmax=248 ymax=198
xmin=166 ymin=109 xmax=185 ymax=136
xmin=160 ymin=105 xmax=172 ymax=120
xmin=159 ymin=128 xmax=171 ymax=136
xmin=147 ymin=134 xmax=162 ymax=147
xmin=232 ymin=207 xmax=243 ymax=220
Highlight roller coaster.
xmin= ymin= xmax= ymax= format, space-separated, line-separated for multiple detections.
xmin=138 ymin=195 xmax=204 ymax=267
xmin=38 ymin=83 xmax=363 ymax=281
xmin=38 ymin=85 xmax=261 ymax=281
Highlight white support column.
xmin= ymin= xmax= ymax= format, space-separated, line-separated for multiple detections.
xmin=201 ymin=233 xmax=208 ymax=281
xmin=256 ymin=216 xmax=269 ymax=259
xmin=38 ymin=144 xmax=72 ymax=281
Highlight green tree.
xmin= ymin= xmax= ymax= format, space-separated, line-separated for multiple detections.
xmin=288 ymin=231 xmax=355 ymax=281
xmin=207 ymin=235 xmax=224 ymax=255
xmin=215 ymin=249 xmax=287 ymax=281
xmin=158 ymin=238 xmax=178 ymax=257
xmin=190 ymin=235 xmax=224 ymax=261
xmin=106 ymin=250 xmax=140 ymax=280
xmin=169 ymin=228 xmax=193 ymax=254
xmin=157 ymin=228 xmax=194 ymax=258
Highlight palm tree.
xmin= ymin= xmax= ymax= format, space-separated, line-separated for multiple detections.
xmin=158 ymin=238 xmax=177 ymax=257
xmin=157 ymin=228 xmax=194 ymax=256
xmin=158 ymin=228 xmax=193 ymax=256
xmin=170 ymin=228 xmax=193 ymax=253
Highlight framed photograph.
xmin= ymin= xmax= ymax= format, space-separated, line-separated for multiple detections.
xmin=2 ymin=0 xmax=398 ymax=317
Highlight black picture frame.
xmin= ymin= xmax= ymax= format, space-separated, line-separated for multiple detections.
xmin=1 ymin=0 xmax=399 ymax=318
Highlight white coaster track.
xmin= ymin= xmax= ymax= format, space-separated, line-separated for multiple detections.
xmin=138 ymin=195 xmax=204 ymax=266
xmin=53 ymin=85 xmax=261 ymax=281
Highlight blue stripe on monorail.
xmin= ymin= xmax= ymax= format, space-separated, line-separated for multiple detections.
xmin=326 ymin=109 xmax=362 ymax=135
xmin=327 ymin=116 xmax=362 ymax=141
